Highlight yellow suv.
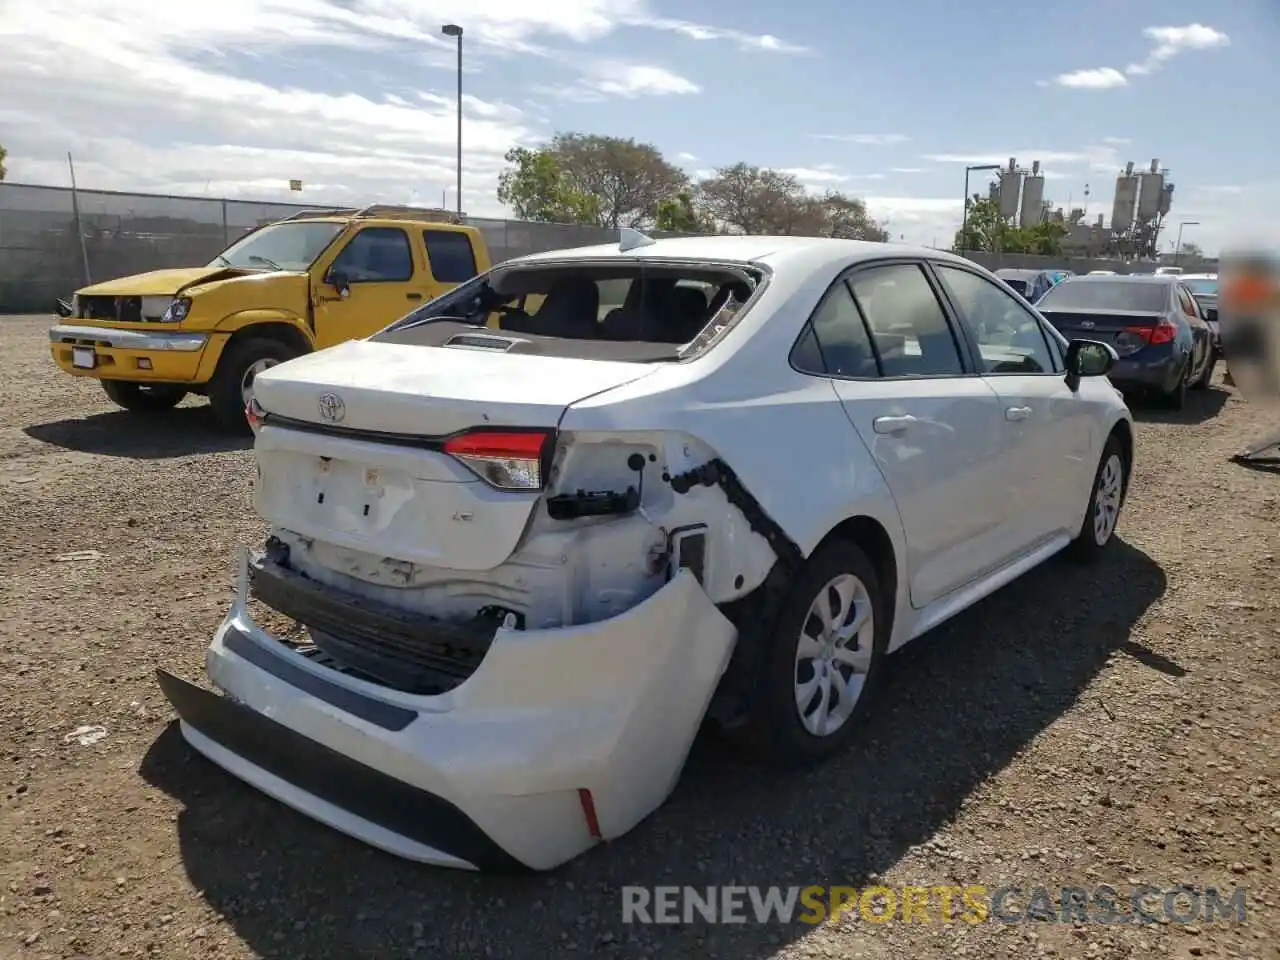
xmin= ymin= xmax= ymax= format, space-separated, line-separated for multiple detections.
xmin=49 ymin=205 xmax=491 ymax=431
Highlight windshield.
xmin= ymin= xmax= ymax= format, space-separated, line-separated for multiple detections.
xmin=373 ymin=260 xmax=761 ymax=362
xmin=210 ymin=221 xmax=345 ymax=271
xmin=1184 ymin=278 xmax=1218 ymax=296
xmin=1037 ymin=279 xmax=1170 ymax=313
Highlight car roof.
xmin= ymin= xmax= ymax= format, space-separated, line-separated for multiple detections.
xmin=1180 ymin=272 xmax=1217 ymax=280
xmin=511 ymin=234 xmax=975 ymax=272
xmin=994 ymin=268 xmax=1041 ymax=279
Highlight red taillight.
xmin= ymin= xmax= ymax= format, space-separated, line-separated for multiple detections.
xmin=245 ymin=397 xmax=265 ymax=433
xmin=1122 ymin=319 xmax=1177 ymax=346
xmin=442 ymin=429 xmax=552 ymax=490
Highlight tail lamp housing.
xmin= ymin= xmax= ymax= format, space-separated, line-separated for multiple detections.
xmin=442 ymin=429 xmax=554 ymax=490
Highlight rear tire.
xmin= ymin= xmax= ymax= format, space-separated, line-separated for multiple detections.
xmin=729 ymin=540 xmax=890 ymax=768
xmin=209 ymin=337 xmax=298 ymax=434
xmin=1158 ymin=368 xmax=1187 ymax=410
xmin=1067 ymin=435 xmax=1126 ymax=562
xmin=101 ymin=380 xmax=187 ymax=413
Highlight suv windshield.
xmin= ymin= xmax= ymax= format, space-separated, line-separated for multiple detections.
xmin=1183 ymin=278 xmax=1218 ymax=296
xmin=210 ymin=221 xmax=345 ymax=271
xmin=1037 ymin=279 xmax=1170 ymax=313
xmin=372 ymin=260 xmax=761 ymax=362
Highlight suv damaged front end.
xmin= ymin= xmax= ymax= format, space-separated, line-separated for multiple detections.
xmin=158 ymin=275 xmax=778 ymax=869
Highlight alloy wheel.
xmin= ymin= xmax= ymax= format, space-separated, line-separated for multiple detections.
xmin=793 ymin=573 xmax=876 ymax=737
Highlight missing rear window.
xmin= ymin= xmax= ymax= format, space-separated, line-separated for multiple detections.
xmin=373 ymin=260 xmax=763 ymax=362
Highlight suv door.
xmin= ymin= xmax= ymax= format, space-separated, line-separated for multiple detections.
xmin=791 ymin=260 xmax=1009 ymax=608
xmin=931 ymin=262 xmax=1094 ymax=547
xmin=312 ymin=226 xmax=421 ymax=348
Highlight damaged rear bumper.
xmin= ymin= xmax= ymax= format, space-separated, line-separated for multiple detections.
xmin=157 ymin=548 xmax=737 ymax=871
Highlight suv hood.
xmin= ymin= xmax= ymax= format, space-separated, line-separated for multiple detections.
xmin=252 ymin=338 xmax=661 ymax=435
xmin=77 ymin=266 xmax=259 ymax=297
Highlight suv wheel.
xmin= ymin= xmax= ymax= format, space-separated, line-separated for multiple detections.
xmin=731 ymin=540 xmax=889 ymax=768
xmin=210 ymin=337 xmax=298 ymax=433
xmin=101 ymin=380 xmax=187 ymax=413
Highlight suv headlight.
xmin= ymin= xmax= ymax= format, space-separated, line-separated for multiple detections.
xmin=161 ymin=297 xmax=192 ymax=323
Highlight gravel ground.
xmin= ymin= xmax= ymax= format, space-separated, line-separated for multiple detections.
xmin=1 ymin=313 xmax=1277 ymax=960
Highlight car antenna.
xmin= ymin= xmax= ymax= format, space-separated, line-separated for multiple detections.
xmin=619 ymin=227 xmax=657 ymax=253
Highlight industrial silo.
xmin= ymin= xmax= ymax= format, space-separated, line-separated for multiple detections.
xmin=1111 ymin=162 xmax=1139 ymax=233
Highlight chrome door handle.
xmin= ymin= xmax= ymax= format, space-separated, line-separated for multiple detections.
xmin=1005 ymin=406 xmax=1033 ymax=422
xmin=872 ymin=414 xmax=918 ymax=435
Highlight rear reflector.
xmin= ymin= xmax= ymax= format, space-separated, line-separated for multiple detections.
xmin=577 ymin=788 xmax=603 ymax=841
xmin=442 ymin=429 xmax=552 ymax=490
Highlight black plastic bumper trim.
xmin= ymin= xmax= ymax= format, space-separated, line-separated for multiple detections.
xmin=155 ymin=669 xmax=534 ymax=874
xmin=222 ymin=626 xmax=417 ymax=732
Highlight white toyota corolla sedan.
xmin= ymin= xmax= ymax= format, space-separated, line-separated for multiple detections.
xmin=157 ymin=232 xmax=1133 ymax=872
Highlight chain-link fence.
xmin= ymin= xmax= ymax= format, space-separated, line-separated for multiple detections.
xmin=0 ymin=181 xmax=1190 ymax=313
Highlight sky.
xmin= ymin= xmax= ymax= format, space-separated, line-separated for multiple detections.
xmin=1 ymin=0 xmax=1276 ymax=256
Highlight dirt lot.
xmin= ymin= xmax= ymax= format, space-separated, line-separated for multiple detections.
xmin=1 ymin=313 xmax=1277 ymax=960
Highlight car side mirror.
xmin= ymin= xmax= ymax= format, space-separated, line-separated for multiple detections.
xmin=1064 ymin=339 xmax=1118 ymax=390
xmin=326 ymin=269 xmax=351 ymax=298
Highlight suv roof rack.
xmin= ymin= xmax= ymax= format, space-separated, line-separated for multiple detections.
xmin=279 ymin=204 xmax=465 ymax=224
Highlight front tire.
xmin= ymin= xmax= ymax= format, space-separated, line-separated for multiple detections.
xmin=209 ymin=337 xmax=298 ymax=433
xmin=1067 ymin=436 xmax=1126 ymax=562
xmin=101 ymin=380 xmax=187 ymax=413
xmin=730 ymin=541 xmax=889 ymax=768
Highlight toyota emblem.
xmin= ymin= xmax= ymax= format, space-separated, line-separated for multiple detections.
xmin=318 ymin=393 xmax=346 ymax=423
xmin=1080 ymin=319 xmax=1095 ymax=329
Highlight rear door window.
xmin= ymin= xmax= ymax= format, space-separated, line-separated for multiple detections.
xmin=847 ymin=263 xmax=966 ymax=377
xmin=423 ymin=230 xmax=478 ymax=283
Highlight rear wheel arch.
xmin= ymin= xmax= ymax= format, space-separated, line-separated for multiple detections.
xmin=812 ymin=515 xmax=899 ymax=636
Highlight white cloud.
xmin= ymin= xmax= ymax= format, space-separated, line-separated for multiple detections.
xmin=1102 ymin=137 xmax=1131 ymax=146
xmin=0 ymin=0 xmax=752 ymax=212
xmin=812 ymin=134 xmax=911 ymax=146
xmin=863 ymin=197 xmax=964 ymax=247
xmin=782 ymin=167 xmax=850 ymax=186
xmin=1194 ymin=185 xmax=1245 ymax=196
xmin=633 ymin=17 xmax=808 ymax=53
xmin=922 ymin=146 xmax=1121 ymax=169
xmin=1126 ymin=23 xmax=1229 ymax=75
xmin=1053 ymin=67 xmax=1128 ymax=89
xmin=890 ymin=167 xmax=924 ymax=174
xmin=532 ymin=62 xmax=699 ymax=102
xmin=1049 ymin=23 xmax=1228 ymax=89
xmin=677 ymin=152 xmax=698 ymax=162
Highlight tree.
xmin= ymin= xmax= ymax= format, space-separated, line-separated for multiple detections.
xmin=550 ymin=133 xmax=688 ymax=229
xmin=952 ymin=196 xmax=1064 ymax=256
xmin=1178 ymin=240 xmax=1205 ymax=261
xmin=807 ymin=191 xmax=889 ymax=242
xmin=497 ymin=134 xmax=688 ymax=229
xmin=0 ymin=142 xmax=6 ymax=181
xmin=654 ymin=190 xmax=707 ymax=233
xmin=694 ymin=164 xmax=888 ymax=239
xmin=496 ymin=146 xmax=600 ymax=224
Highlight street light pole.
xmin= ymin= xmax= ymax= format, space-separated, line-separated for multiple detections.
xmin=1173 ymin=220 xmax=1200 ymax=265
xmin=441 ymin=24 xmax=464 ymax=218
xmin=960 ymin=164 xmax=1001 ymax=254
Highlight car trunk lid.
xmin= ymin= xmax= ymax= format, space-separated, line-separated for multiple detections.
xmin=1038 ymin=307 xmax=1166 ymax=346
xmin=250 ymin=339 xmax=660 ymax=570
